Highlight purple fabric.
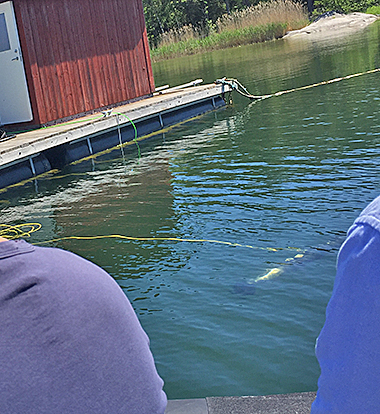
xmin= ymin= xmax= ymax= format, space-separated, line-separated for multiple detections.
xmin=0 ymin=240 xmax=167 ymax=414
xmin=311 ymin=195 xmax=380 ymax=413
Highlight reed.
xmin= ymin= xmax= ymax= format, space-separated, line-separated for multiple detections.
xmin=150 ymin=0 xmax=309 ymax=62
xmin=216 ymin=0 xmax=307 ymax=33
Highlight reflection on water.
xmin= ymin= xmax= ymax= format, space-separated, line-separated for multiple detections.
xmin=1 ymin=22 xmax=380 ymax=399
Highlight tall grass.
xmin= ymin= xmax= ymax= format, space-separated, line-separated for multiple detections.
xmin=150 ymin=0 xmax=309 ymax=62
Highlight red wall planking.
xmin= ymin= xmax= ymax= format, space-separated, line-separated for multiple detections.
xmin=6 ymin=0 xmax=155 ymax=125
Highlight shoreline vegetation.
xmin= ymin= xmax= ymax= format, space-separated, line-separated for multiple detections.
xmin=150 ymin=0 xmax=309 ymax=62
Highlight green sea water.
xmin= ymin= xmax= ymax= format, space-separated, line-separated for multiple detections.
xmin=2 ymin=21 xmax=380 ymax=399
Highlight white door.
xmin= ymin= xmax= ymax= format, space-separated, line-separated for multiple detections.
xmin=0 ymin=1 xmax=32 ymax=125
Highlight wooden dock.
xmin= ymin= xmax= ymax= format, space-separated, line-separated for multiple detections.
xmin=0 ymin=82 xmax=231 ymax=190
xmin=165 ymin=392 xmax=317 ymax=414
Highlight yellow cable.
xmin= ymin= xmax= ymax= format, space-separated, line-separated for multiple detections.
xmin=34 ymin=233 xmax=299 ymax=253
xmin=0 ymin=222 xmax=307 ymax=288
xmin=0 ymin=222 xmax=311 ymax=286
xmin=0 ymin=222 xmax=304 ymax=253
xmin=0 ymin=223 xmax=42 ymax=239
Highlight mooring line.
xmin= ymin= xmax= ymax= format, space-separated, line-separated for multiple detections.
xmin=217 ymin=68 xmax=380 ymax=101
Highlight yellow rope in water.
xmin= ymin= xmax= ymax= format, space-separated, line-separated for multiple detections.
xmin=0 ymin=222 xmax=303 ymax=254
xmin=0 ymin=223 xmax=42 ymax=240
xmin=0 ymin=223 xmax=310 ymax=285
xmin=35 ymin=233 xmax=298 ymax=253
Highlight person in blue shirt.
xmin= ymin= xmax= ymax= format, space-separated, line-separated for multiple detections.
xmin=0 ymin=237 xmax=167 ymax=414
xmin=311 ymin=195 xmax=380 ymax=413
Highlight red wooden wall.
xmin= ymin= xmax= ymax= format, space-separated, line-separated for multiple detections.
xmin=8 ymin=0 xmax=155 ymax=125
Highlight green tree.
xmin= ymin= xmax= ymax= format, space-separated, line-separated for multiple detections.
xmin=312 ymin=0 xmax=378 ymax=14
xmin=143 ymin=0 xmax=187 ymax=45
xmin=142 ymin=0 xmax=253 ymax=46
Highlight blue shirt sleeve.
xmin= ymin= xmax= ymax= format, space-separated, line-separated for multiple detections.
xmin=311 ymin=195 xmax=380 ymax=413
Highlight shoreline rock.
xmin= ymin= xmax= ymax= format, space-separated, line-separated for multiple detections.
xmin=284 ymin=12 xmax=379 ymax=40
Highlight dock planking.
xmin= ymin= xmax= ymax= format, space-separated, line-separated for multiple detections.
xmin=0 ymin=83 xmax=231 ymax=190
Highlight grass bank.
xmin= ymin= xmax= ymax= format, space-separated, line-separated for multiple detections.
xmin=150 ymin=0 xmax=309 ymax=62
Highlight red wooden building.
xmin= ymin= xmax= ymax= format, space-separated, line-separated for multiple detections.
xmin=0 ymin=0 xmax=155 ymax=126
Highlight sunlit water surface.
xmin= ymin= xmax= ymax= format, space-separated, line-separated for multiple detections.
xmin=2 ymin=22 xmax=380 ymax=399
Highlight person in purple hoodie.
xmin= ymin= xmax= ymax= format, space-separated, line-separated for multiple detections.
xmin=0 ymin=237 xmax=167 ymax=414
xmin=311 ymin=195 xmax=380 ymax=413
